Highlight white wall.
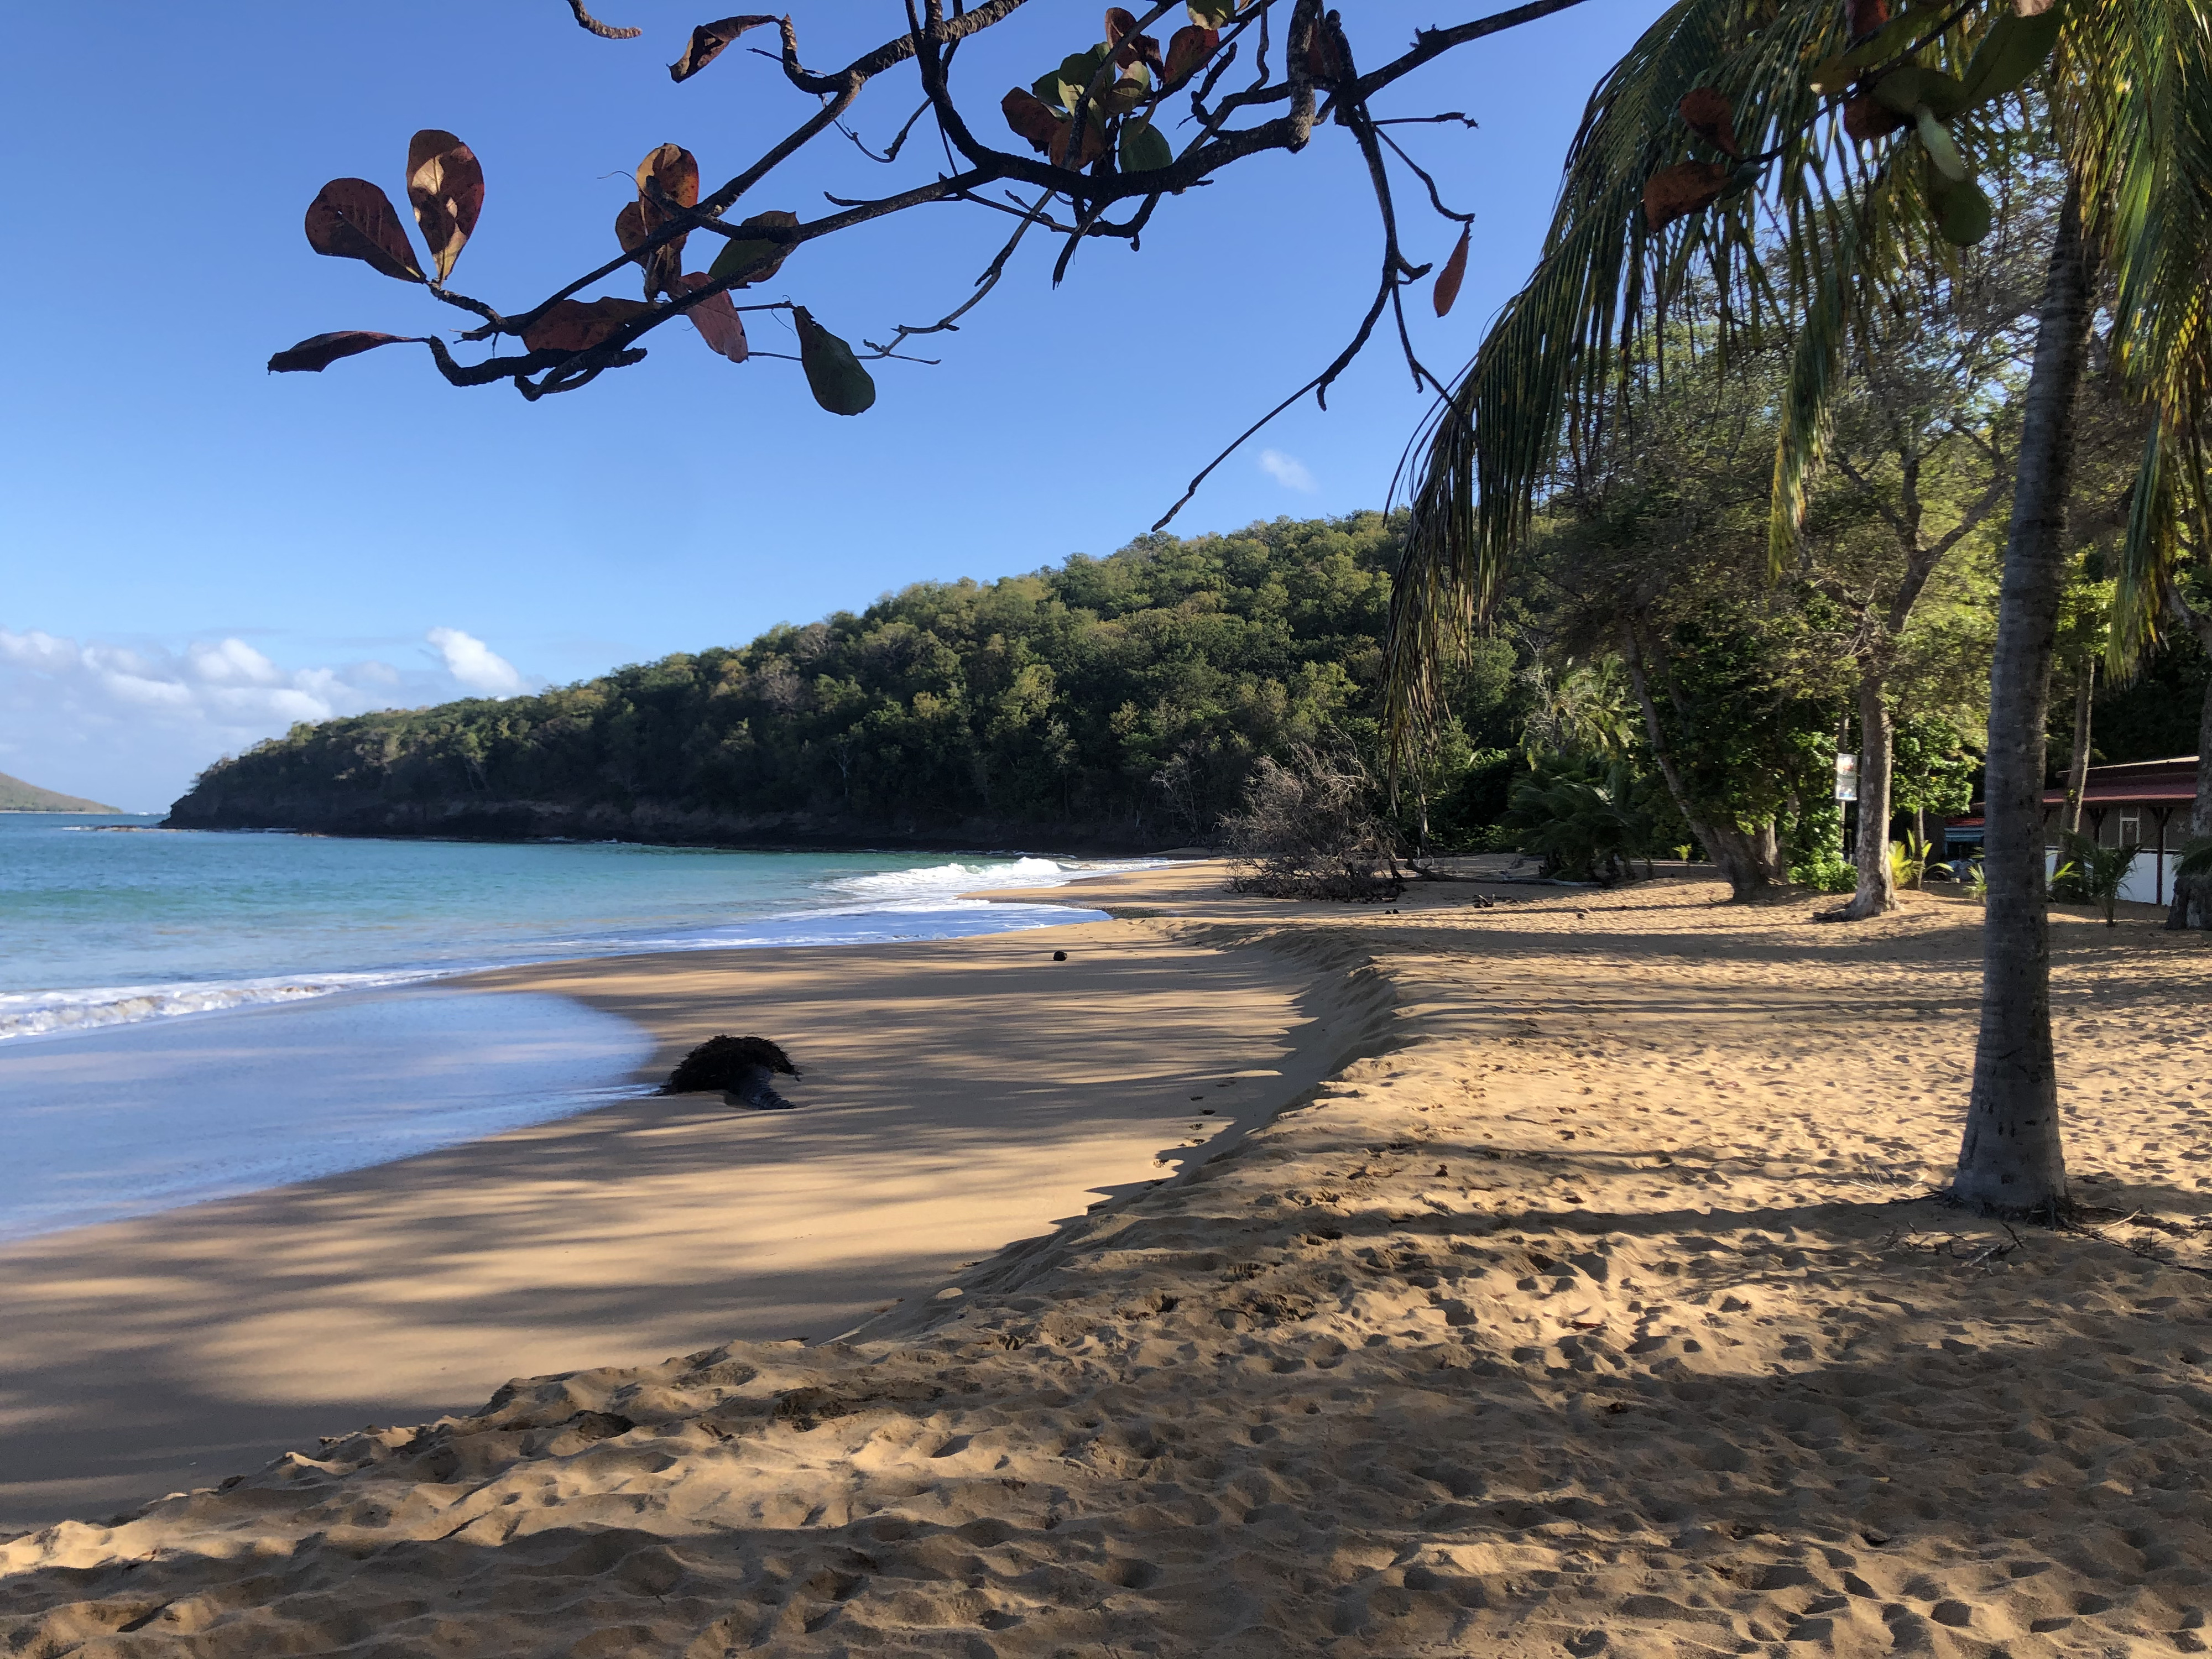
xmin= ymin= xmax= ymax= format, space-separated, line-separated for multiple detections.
xmin=2044 ymin=848 xmax=2170 ymax=906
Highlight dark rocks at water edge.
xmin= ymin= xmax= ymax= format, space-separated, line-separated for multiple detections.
xmin=661 ymin=1035 xmax=800 ymax=1112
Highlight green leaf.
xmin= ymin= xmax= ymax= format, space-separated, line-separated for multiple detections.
xmin=1957 ymin=4 xmax=2064 ymax=108
xmin=1119 ymin=118 xmax=1173 ymax=172
xmin=1869 ymin=65 xmax=1966 ymax=117
xmin=707 ymin=210 xmax=800 ymax=287
xmin=1031 ymin=69 xmax=1067 ymax=108
xmin=1187 ymin=0 xmax=1238 ymax=25
xmin=1916 ymin=106 xmax=1968 ymax=180
xmin=1933 ymin=176 xmax=1994 ymax=244
xmin=794 ymin=306 xmax=877 ymax=415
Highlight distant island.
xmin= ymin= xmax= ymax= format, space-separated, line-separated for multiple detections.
xmin=166 ymin=514 xmax=1512 ymax=852
xmin=1 ymin=770 xmax=123 ymax=813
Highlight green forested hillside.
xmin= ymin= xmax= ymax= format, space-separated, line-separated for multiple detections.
xmin=170 ymin=515 xmax=1469 ymax=848
xmin=0 ymin=771 xmax=122 ymax=813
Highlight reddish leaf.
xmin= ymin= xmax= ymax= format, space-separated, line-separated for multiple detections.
xmin=1049 ymin=112 xmax=1107 ymax=168
xmin=267 ymin=330 xmax=422 ymax=373
xmin=668 ymin=14 xmax=776 ymax=81
xmin=1677 ymin=88 xmax=1741 ymax=158
xmin=675 ymin=274 xmax=749 ymax=362
xmin=522 ymin=296 xmax=655 ymax=354
xmin=1842 ymin=90 xmax=1910 ymax=141
xmin=1432 ymin=223 xmax=1471 ymax=318
xmin=1641 ymin=160 xmax=1730 ymax=230
xmin=1163 ymin=24 xmax=1218 ymax=86
xmin=1849 ymin=0 xmax=1888 ymax=35
xmin=405 ymin=130 xmax=484 ymax=284
xmin=1001 ymin=87 xmax=1064 ymax=153
xmin=304 ymin=179 xmax=424 ymax=283
xmin=1104 ymin=8 xmax=1162 ymax=71
xmin=1304 ymin=13 xmax=1348 ymax=80
xmin=615 ymin=199 xmax=650 ymax=261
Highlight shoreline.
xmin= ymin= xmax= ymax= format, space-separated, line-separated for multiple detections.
xmin=7 ymin=868 xmax=2211 ymax=1656
xmin=0 ymin=887 xmax=1325 ymax=1533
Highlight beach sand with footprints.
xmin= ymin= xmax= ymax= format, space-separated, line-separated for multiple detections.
xmin=6 ymin=861 xmax=2212 ymax=1657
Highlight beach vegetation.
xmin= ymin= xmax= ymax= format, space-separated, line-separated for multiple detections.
xmin=1378 ymin=0 xmax=2212 ymax=1217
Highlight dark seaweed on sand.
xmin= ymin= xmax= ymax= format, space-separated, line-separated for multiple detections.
xmin=660 ymin=1035 xmax=800 ymax=1094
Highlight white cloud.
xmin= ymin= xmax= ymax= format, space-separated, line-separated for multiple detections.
xmin=1258 ymin=447 xmax=1318 ymax=493
xmin=426 ymin=627 xmax=526 ymax=697
xmin=0 ymin=624 xmax=542 ymax=811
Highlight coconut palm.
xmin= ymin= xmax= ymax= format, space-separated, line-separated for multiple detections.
xmin=1383 ymin=0 xmax=2212 ymax=1215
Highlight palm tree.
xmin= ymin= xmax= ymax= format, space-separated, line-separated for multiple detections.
xmin=1383 ymin=0 xmax=2212 ymax=1215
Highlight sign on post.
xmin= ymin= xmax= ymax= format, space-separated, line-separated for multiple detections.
xmin=1834 ymin=754 xmax=1857 ymax=802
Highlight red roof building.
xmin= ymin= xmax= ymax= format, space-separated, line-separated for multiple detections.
xmin=1952 ymin=755 xmax=2201 ymax=904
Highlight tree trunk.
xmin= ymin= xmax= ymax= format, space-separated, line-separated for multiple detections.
xmin=1620 ymin=618 xmax=1770 ymax=900
xmin=1953 ymin=182 xmax=2096 ymax=1214
xmin=2060 ymin=660 xmax=2094 ymax=837
xmin=1842 ymin=667 xmax=1897 ymax=918
xmin=2163 ymin=593 xmax=2212 ymax=928
xmin=2169 ymin=654 xmax=2212 ymax=928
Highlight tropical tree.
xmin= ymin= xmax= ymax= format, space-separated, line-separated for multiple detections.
xmin=1383 ymin=0 xmax=2212 ymax=1215
xmin=261 ymin=0 xmax=1593 ymax=505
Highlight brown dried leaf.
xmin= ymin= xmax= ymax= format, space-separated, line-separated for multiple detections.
xmin=1842 ymin=90 xmax=1910 ymax=141
xmin=635 ymin=143 xmax=700 ymax=299
xmin=1677 ymin=88 xmax=1741 ymax=158
xmin=405 ymin=130 xmax=484 ymax=284
xmin=1001 ymin=87 xmax=1064 ymax=153
xmin=615 ymin=200 xmax=650 ymax=260
xmin=522 ymin=296 xmax=655 ymax=354
xmin=304 ymin=179 xmax=424 ymax=283
xmin=1641 ymin=160 xmax=1730 ymax=230
xmin=1049 ymin=112 xmax=1107 ymax=168
xmin=1849 ymin=0 xmax=1888 ymax=34
xmin=267 ymin=330 xmax=422 ymax=373
xmin=668 ymin=14 xmax=776 ymax=81
xmin=675 ymin=274 xmax=749 ymax=362
xmin=1432 ymin=223 xmax=1471 ymax=318
xmin=1163 ymin=24 xmax=1218 ymax=86
xmin=1105 ymin=7 xmax=1137 ymax=44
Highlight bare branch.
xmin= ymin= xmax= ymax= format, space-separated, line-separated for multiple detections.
xmin=564 ymin=0 xmax=640 ymax=41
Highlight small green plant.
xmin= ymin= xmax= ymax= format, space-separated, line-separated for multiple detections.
xmin=1961 ymin=859 xmax=1988 ymax=900
xmin=1889 ymin=830 xmax=1932 ymax=892
xmin=2176 ymin=835 xmax=2212 ymax=883
xmin=1503 ymin=761 xmax=1651 ymax=884
xmin=2051 ymin=831 xmax=2140 ymax=927
xmin=1791 ymin=847 xmax=1857 ymax=893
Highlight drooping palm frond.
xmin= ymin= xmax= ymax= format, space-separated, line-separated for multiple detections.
xmin=1381 ymin=0 xmax=1994 ymax=764
xmin=2079 ymin=0 xmax=2212 ymax=667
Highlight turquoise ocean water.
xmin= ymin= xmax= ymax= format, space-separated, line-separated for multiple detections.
xmin=0 ymin=815 xmax=1141 ymax=1239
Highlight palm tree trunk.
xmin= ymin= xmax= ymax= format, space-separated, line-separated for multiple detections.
xmin=2060 ymin=660 xmax=2094 ymax=836
xmin=2168 ymin=602 xmax=2203 ymax=929
xmin=1841 ymin=667 xmax=1897 ymax=919
xmin=1953 ymin=182 xmax=2097 ymax=1214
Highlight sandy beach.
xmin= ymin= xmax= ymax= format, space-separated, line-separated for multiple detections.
xmin=6 ymin=862 xmax=2212 ymax=1657
xmin=0 ymin=911 xmax=1331 ymax=1533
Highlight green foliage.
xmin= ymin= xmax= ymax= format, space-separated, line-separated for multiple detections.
xmin=1891 ymin=713 xmax=1977 ymax=817
xmin=181 ymin=515 xmax=1407 ymax=844
xmin=1503 ymin=758 xmax=1653 ymax=884
xmin=2051 ymin=831 xmax=2140 ymax=926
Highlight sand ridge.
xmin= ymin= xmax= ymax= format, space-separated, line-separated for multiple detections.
xmin=4 ymin=869 xmax=2211 ymax=1657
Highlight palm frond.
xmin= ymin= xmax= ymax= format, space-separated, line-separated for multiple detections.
xmin=2068 ymin=0 xmax=2212 ymax=664
xmin=1383 ymin=0 xmax=1983 ymax=765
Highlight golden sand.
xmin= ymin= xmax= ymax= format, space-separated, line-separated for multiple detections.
xmin=5 ymin=863 xmax=2211 ymax=1658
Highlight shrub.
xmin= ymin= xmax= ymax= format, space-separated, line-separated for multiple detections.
xmin=1221 ymin=744 xmax=1404 ymax=901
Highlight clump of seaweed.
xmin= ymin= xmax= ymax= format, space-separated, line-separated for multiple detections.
xmin=660 ymin=1035 xmax=800 ymax=1095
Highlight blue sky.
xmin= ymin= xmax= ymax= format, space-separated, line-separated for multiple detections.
xmin=2 ymin=1 xmax=1658 ymax=809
